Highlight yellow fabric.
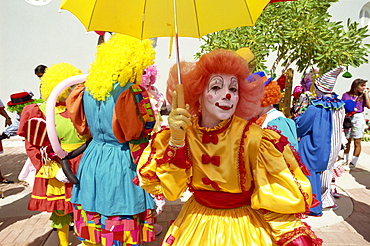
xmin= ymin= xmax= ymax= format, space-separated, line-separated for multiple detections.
xmin=138 ymin=115 xmax=314 ymax=245
xmin=162 ymin=196 xmax=309 ymax=246
xmin=82 ymin=241 xmax=102 ymax=246
xmin=57 ymin=224 xmax=69 ymax=246
xmin=31 ymin=194 xmax=69 ymax=201
xmin=60 ymin=0 xmax=270 ymax=39
xmin=61 ymin=142 xmax=84 ymax=152
xmin=251 ymin=129 xmax=313 ymax=213
xmin=35 ymin=159 xmax=61 ymax=179
xmin=35 ymin=160 xmax=65 ymax=196
xmin=139 ymin=116 xmax=312 ymax=212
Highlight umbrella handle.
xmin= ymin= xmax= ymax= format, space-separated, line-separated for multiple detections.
xmin=176 ymin=84 xmax=185 ymax=108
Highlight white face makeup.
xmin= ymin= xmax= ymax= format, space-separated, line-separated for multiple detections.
xmin=200 ymin=74 xmax=239 ymax=127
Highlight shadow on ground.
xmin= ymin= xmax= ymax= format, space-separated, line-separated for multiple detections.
xmin=350 ymin=167 xmax=370 ymax=190
xmin=28 ymin=230 xmax=53 ymax=246
xmin=341 ymin=167 xmax=370 ymax=242
xmin=344 ymin=198 xmax=370 ymax=242
xmin=0 ymin=194 xmax=40 ymax=231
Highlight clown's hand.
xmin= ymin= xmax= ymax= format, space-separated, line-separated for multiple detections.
xmin=168 ymin=91 xmax=191 ymax=147
xmin=55 ymin=168 xmax=70 ymax=183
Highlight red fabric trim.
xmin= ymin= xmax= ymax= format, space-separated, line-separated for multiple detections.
xmin=28 ymin=196 xmax=73 ymax=214
xmin=138 ymin=130 xmax=161 ymax=182
xmin=201 ymin=177 xmax=220 ymax=191
xmin=202 ymin=133 xmax=218 ymax=144
xmin=261 ymin=135 xmax=289 ymax=153
xmin=201 ymin=154 xmax=220 ymax=167
xmin=157 ymin=144 xmax=192 ymax=169
xmin=310 ymin=194 xmax=321 ymax=208
xmin=165 ymin=235 xmax=175 ymax=245
xmin=132 ymin=175 xmax=140 ymax=186
xmin=285 ymin=235 xmax=317 ymax=246
xmin=199 ymin=117 xmax=232 ymax=135
xmin=193 ymin=189 xmax=253 ymax=209
xmin=277 ymin=223 xmax=323 ymax=246
xmin=238 ymin=120 xmax=254 ymax=193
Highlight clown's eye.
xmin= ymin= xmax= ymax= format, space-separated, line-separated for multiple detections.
xmin=229 ymin=87 xmax=237 ymax=93
xmin=211 ymin=85 xmax=221 ymax=90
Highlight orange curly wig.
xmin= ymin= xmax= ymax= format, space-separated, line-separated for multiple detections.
xmin=261 ymin=81 xmax=281 ymax=107
xmin=166 ymin=49 xmax=264 ymax=119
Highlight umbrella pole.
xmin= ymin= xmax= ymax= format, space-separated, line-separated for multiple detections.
xmin=174 ymin=0 xmax=185 ymax=108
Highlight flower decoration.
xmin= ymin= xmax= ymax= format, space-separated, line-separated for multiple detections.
xmin=141 ymin=65 xmax=158 ymax=90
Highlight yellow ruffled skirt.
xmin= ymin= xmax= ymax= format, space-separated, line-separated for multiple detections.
xmin=162 ymin=196 xmax=307 ymax=246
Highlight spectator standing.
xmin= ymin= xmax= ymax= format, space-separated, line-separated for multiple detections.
xmin=341 ymin=78 xmax=370 ymax=169
xmin=34 ymin=64 xmax=48 ymax=97
xmin=34 ymin=64 xmax=47 ymax=79
xmin=0 ymin=99 xmax=14 ymax=183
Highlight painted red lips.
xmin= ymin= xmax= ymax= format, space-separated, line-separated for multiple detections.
xmin=215 ymin=102 xmax=233 ymax=110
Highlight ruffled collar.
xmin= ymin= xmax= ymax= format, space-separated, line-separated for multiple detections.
xmin=195 ymin=115 xmax=232 ymax=133
xmin=312 ymin=93 xmax=345 ymax=110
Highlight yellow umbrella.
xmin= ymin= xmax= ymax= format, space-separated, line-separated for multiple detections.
xmin=60 ymin=0 xmax=270 ymax=39
xmin=60 ymin=0 xmax=270 ymax=106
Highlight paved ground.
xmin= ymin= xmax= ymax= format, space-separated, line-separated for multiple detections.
xmin=0 ymin=136 xmax=370 ymax=246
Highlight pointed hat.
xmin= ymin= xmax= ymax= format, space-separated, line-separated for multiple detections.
xmin=315 ymin=66 xmax=343 ymax=93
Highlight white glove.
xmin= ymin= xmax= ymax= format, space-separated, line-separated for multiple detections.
xmin=55 ymin=168 xmax=70 ymax=183
xmin=168 ymin=91 xmax=191 ymax=147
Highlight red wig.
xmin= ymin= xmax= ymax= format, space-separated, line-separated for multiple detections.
xmin=166 ymin=49 xmax=264 ymax=119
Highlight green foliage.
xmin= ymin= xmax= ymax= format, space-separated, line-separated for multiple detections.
xmin=362 ymin=130 xmax=370 ymax=142
xmin=196 ymin=0 xmax=370 ymax=75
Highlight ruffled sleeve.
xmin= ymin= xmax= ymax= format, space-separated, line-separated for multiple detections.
xmin=138 ymin=128 xmax=192 ymax=201
xmin=66 ymin=83 xmax=90 ymax=138
xmin=251 ymin=128 xmax=312 ymax=214
xmin=112 ymin=84 xmax=155 ymax=143
xmin=17 ymin=104 xmax=46 ymax=171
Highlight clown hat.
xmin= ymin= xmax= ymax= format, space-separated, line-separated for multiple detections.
xmin=248 ymin=71 xmax=272 ymax=86
xmin=315 ymin=66 xmax=343 ymax=93
xmin=236 ymin=47 xmax=255 ymax=63
xmin=7 ymin=92 xmax=33 ymax=106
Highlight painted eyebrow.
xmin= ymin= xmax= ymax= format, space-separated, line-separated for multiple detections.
xmin=230 ymin=77 xmax=238 ymax=87
xmin=207 ymin=75 xmax=224 ymax=92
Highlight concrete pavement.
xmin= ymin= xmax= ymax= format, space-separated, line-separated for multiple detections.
xmin=1 ymin=136 xmax=370 ymax=245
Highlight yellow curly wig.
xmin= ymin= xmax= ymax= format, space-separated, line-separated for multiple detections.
xmin=261 ymin=81 xmax=282 ymax=107
xmin=85 ymin=34 xmax=156 ymax=101
xmin=40 ymin=63 xmax=82 ymax=102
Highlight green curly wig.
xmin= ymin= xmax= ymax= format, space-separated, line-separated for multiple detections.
xmin=7 ymin=98 xmax=44 ymax=114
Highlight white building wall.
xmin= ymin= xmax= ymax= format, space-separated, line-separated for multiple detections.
xmin=0 ymin=0 xmax=202 ymax=122
xmin=1 ymin=0 xmax=369 ymax=123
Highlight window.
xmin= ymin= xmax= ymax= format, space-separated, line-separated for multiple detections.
xmin=360 ymin=2 xmax=370 ymax=27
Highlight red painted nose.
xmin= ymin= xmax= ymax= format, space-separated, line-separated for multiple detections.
xmin=226 ymin=93 xmax=231 ymax=100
